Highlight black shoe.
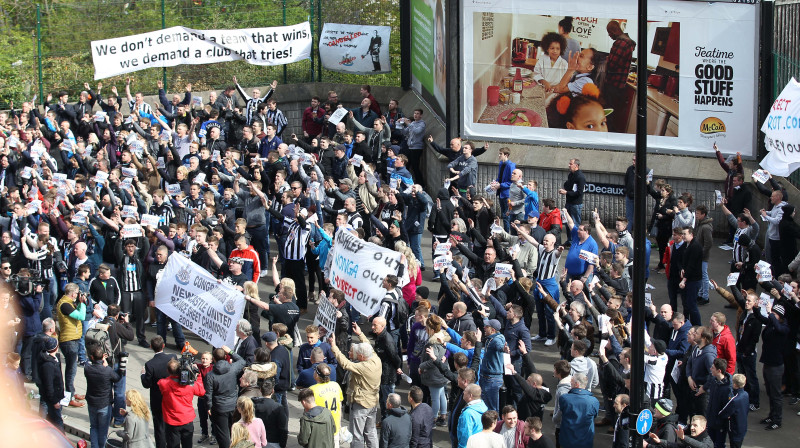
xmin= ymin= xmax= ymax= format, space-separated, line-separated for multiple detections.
xmin=138 ymin=340 xmax=150 ymax=348
xmin=760 ymin=417 xmax=774 ymax=425
xmin=698 ymin=298 xmax=710 ymax=306
xmin=749 ymin=404 xmax=760 ymax=411
xmin=421 ymin=266 xmax=426 ymax=272
xmin=790 ymin=397 xmax=800 ymax=405
xmin=765 ymin=423 xmax=781 ymax=430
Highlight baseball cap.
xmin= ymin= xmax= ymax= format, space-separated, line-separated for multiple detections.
xmin=483 ymin=319 xmax=502 ymax=331
xmin=229 ymin=257 xmax=244 ymax=265
xmin=261 ymin=332 xmax=278 ymax=343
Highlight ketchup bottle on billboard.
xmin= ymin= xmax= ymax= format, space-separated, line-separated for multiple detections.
xmin=513 ymin=68 xmax=523 ymax=93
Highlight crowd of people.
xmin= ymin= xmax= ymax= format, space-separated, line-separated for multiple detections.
xmin=1 ymin=75 xmax=799 ymax=448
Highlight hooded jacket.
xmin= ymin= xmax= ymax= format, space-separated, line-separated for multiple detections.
xmin=687 ymin=344 xmax=717 ymax=387
xmin=457 ymin=400 xmax=489 ymax=448
xmin=418 ymin=331 xmax=451 ymax=388
xmin=429 ymin=188 xmax=455 ymax=235
xmin=717 ymin=389 xmax=748 ymax=442
xmin=381 ymin=406 xmax=412 ymax=448
xmin=38 ymin=351 xmax=64 ymax=406
xmin=552 ymin=377 xmax=572 ymax=428
xmin=410 ymin=402 xmax=434 ymax=448
xmin=297 ymin=405 xmax=335 ymax=448
xmin=705 ymin=372 xmax=733 ymax=429
xmin=204 ymin=352 xmax=247 ymax=412
xmin=711 ymin=325 xmax=736 ymax=374
xmin=569 ymin=356 xmax=599 ymax=390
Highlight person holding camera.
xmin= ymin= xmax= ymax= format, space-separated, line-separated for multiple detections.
xmin=158 ymin=357 xmax=206 ymax=448
xmin=84 ymin=345 xmax=123 ymax=448
xmin=55 ymin=283 xmax=87 ymax=407
xmin=142 ymin=336 xmax=177 ymax=448
xmin=205 ymin=345 xmax=247 ymax=448
xmin=102 ymin=304 xmax=135 ymax=428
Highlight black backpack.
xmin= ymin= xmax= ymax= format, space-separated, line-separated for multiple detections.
xmin=383 ymin=288 xmax=409 ymax=330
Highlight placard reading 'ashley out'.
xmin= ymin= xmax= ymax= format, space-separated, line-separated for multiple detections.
xmin=91 ymin=24 xmax=312 ymax=79
xmin=155 ymin=254 xmax=246 ymax=348
xmin=327 ymin=230 xmax=404 ymax=317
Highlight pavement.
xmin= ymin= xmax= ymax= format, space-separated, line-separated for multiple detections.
xmin=22 ymin=229 xmax=800 ymax=447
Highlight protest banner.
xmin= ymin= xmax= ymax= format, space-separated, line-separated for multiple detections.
xmin=141 ymin=214 xmax=162 ymax=228
xmin=579 ymin=250 xmax=599 ymax=265
xmin=166 ymin=183 xmax=182 ymax=196
xmin=91 ymin=24 xmax=312 ymax=79
xmin=433 ymin=255 xmax=452 ymax=271
xmin=120 ymin=224 xmax=143 ymax=239
xmin=727 ymin=272 xmax=740 ymax=286
xmin=434 ymin=242 xmax=451 ymax=256
xmin=121 ymin=167 xmax=137 ymax=178
xmin=122 ymin=205 xmax=138 ymax=218
xmin=319 ymin=24 xmax=391 ymax=74
xmin=758 ymin=293 xmax=773 ymax=318
xmin=327 ymin=107 xmax=348 ymax=126
xmin=72 ymin=211 xmax=89 ymax=224
xmin=715 ymin=190 xmax=723 ymax=205
xmin=312 ymin=293 xmax=337 ymax=338
xmin=760 ymin=78 xmax=800 ymax=176
xmin=327 ymin=230 xmax=404 ymax=316
xmin=751 ymin=169 xmax=770 ymax=184
xmin=352 ymin=154 xmax=364 ymax=167
xmin=93 ymin=171 xmax=109 ymax=184
xmin=81 ymin=200 xmax=96 ymax=213
xmin=155 ymin=254 xmax=245 ymax=347
xmin=494 ymin=263 xmax=513 ymax=278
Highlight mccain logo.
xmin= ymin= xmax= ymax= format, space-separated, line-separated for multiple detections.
xmin=700 ymin=117 xmax=726 ymax=134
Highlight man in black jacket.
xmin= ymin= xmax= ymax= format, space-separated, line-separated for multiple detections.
xmin=381 ymin=393 xmax=412 ymax=448
xmin=84 ymin=345 xmax=122 ymax=448
xmin=205 ymin=346 xmax=247 ymax=448
xmin=101 ymin=305 xmax=134 ymax=428
xmin=253 ymin=381 xmax=288 ymax=448
xmin=680 ymin=227 xmax=703 ymax=326
xmin=364 ymin=317 xmax=401 ymax=420
xmin=666 ymin=228 xmax=686 ymax=313
xmin=409 ymin=386 xmax=434 ymax=448
xmin=558 ymin=158 xmax=586 ymax=237
xmin=38 ymin=336 xmax=65 ymax=432
xmin=263 ymin=331 xmax=292 ymax=429
xmin=141 ymin=336 xmax=177 ymax=448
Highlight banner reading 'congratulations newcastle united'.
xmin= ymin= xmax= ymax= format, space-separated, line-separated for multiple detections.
xmin=91 ymin=23 xmax=312 ymax=80
xmin=155 ymin=254 xmax=245 ymax=348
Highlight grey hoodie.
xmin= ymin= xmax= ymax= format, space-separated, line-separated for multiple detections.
xmin=552 ymin=376 xmax=572 ymax=428
xmin=204 ymin=352 xmax=246 ymax=412
xmin=570 ymin=356 xmax=599 ymax=390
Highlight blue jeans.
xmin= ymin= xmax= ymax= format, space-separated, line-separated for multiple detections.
xmin=499 ymin=197 xmax=510 ymax=232
xmin=408 ymin=233 xmax=424 ymax=268
xmin=625 ymin=196 xmax=634 ymax=231
xmin=430 ymin=385 xmax=447 ymax=417
xmin=683 ymin=280 xmax=702 ymax=326
xmin=479 ymin=374 xmax=504 ymax=412
xmin=60 ymin=340 xmax=79 ymax=394
xmin=535 ymin=295 xmax=557 ymax=339
xmin=379 ymin=383 xmax=395 ymax=419
xmin=566 ymin=203 xmax=583 ymax=227
xmin=700 ymin=261 xmax=709 ymax=299
xmin=78 ymin=319 xmax=91 ymax=364
xmin=157 ymin=309 xmax=185 ymax=349
xmin=89 ymin=403 xmax=112 ymax=448
xmin=112 ymin=364 xmax=127 ymax=424
xmin=42 ymin=401 xmax=64 ymax=432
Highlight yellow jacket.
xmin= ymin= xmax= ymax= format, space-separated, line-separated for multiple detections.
xmin=331 ymin=332 xmax=381 ymax=409
xmin=55 ymin=295 xmax=84 ymax=342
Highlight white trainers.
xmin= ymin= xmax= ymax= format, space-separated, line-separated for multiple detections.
xmin=531 ymin=335 xmax=545 ymax=342
xmin=544 ymin=339 xmax=556 ymax=346
xmin=260 ymin=270 xmax=269 ymax=278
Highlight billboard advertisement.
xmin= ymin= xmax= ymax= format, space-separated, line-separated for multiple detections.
xmin=411 ymin=0 xmax=447 ymax=119
xmin=461 ymin=0 xmax=759 ymax=156
xmin=319 ymin=24 xmax=392 ymax=75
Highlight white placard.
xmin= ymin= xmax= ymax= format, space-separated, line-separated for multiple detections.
xmin=52 ymin=173 xmax=68 ymax=186
xmin=757 ymin=267 xmax=772 ymax=282
xmin=121 ymin=205 xmax=138 ymax=218
xmin=166 ymin=183 xmax=182 ymax=196
xmin=90 ymin=24 xmax=313 ymax=79
xmin=578 ymin=250 xmax=599 ymax=265
xmin=644 ymin=293 xmax=652 ymax=308
xmin=751 ymin=169 xmax=770 ymax=184
xmin=494 ymin=263 xmax=513 ymax=278
xmin=93 ymin=171 xmax=109 ymax=184
xmin=490 ymin=223 xmax=504 ymax=234
xmin=21 ymin=166 xmax=32 ymax=179
xmin=715 ymin=190 xmax=723 ymax=205
xmin=194 ymin=172 xmax=206 ymax=185
xmin=72 ymin=211 xmax=89 ymax=224
xmin=312 ymin=293 xmax=337 ymax=338
xmin=154 ymin=254 xmax=246 ymax=347
xmin=760 ymin=79 xmax=800 ymax=176
xmin=646 ymin=169 xmax=654 ymax=183
xmin=327 ymin=230 xmax=404 ymax=316
xmin=433 ymin=255 xmax=452 ymax=271
xmin=434 ymin=242 xmax=451 ymax=256
xmin=121 ymin=167 xmax=137 ymax=178
xmin=141 ymin=213 xmax=161 ymax=228
xmin=81 ymin=200 xmax=96 ymax=213
xmin=327 ymin=107 xmax=348 ymax=126
xmin=319 ymin=23 xmax=392 ymax=75
xmin=726 ymin=272 xmax=740 ymax=286
xmin=120 ymin=224 xmax=143 ymax=238
xmin=26 ymin=200 xmax=42 ymax=214
xmin=352 ymin=154 xmax=363 ymax=167
xmin=758 ymin=293 xmax=773 ymax=317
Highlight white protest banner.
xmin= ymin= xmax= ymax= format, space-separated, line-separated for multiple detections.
xmin=72 ymin=211 xmax=89 ymax=224
xmin=155 ymin=254 xmax=245 ymax=347
xmin=490 ymin=223 xmax=504 ymax=235
xmin=327 ymin=107 xmax=348 ymax=126
xmin=122 ymin=205 xmax=138 ymax=218
xmin=784 ymin=282 xmax=793 ymax=295
xmin=121 ymin=167 xmax=137 ymax=178
xmin=727 ymin=272 xmax=740 ymax=286
xmin=26 ymin=200 xmax=42 ymax=214
xmin=484 ymin=184 xmax=494 ymax=193
xmin=352 ymin=154 xmax=363 ymax=167
xmin=434 ymin=242 xmax=451 ymax=256
xmin=644 ymin=292 xmax=653 ymax=308
xmin=141 ymin=213 xmax=162 ymax=228
xmin=81 ymin=200 xmax=96 ymax=213
xmin=646 ymin=169 xmax=654 ymax=183
xmin=52 ymin=173 xmax=68 ymax=186
xmin=94 ymin=111 xmax=107 ymax=122
xmin=760 ymin=78 xmax=800 ymax=176
xmin=433 ymin=255 xmax=452 ymax=271
xmin=312 ymin=293 xmax=337 ymax=338
xmin=482 ymin=277 xmax=498 ymax=296
xmin=751 ymin=169 xmax=770 ymax=184
xmin=715 ymin=190 xmax=723 ymax=206
xmin=757 ymin=267 xmax=772 ymax=282
xmin=327 ymin=229 xmax=404 ymax=316
xmin=579 ymin=250 xmax=599 ymax=265
xmin=120 ymin=224 xmax=143 ymax=239
xmin=91 ymin=24 xmax=312 ymax=79
xmin=21 ymin=166 xmax=32 ymax=179
xmin=93 ymin=171 xmax=109 ymax=184
xmin=319 ymin=24 xmax=391 ymax=75
xmin=758 ymin=293 xmax=773 ymax=318
xmin=194 ymin=172 xmax=206 ymax=185
xmin=166 ymin=183 xmax=182 ymax=196
xmin=494 ymin=263 xmax=513 ymax=278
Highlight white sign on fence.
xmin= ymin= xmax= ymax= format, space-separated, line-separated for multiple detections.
xmin=91 ymin=24 xmax=312 ymax=79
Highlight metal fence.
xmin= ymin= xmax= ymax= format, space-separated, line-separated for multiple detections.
xmin=0 ymin=0 xmax=401 ymax=109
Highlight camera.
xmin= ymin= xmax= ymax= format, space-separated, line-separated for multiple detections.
xmin=9 ymin=270 xmax=48 ymax=296
xmin=118 ymin=351 xmax=129 ymax=373
xmin=178 ymin=342 xmax=199 ymax=386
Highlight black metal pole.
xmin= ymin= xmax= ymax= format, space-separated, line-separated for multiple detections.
xmin=400 ymin=0 xmax=411 ymax=90
xmin=629 ymin=0 xmax=649 ymax=445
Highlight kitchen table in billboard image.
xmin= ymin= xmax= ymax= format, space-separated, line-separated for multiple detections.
xmin=461 ymin=0 xmax=758 ymax=157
